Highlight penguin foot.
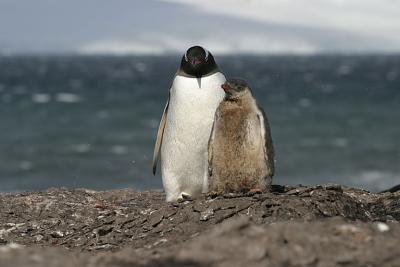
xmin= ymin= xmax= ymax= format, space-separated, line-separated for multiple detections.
xmin=177 ymin=192 xmax=193 ymax=202
xmin=247 ymin=188 xmax=263 ymax=196
xmin=206 ymin=191 xmax=221 ymax=198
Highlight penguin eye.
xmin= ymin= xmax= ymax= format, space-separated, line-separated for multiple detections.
xmin=184 ymin=52 xmax=189 ymax=62
xmin=204 ymin=50 xmax=209 ymax=61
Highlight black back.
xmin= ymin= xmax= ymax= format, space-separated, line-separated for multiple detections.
xmin=178 ymin=46 xmax=219 ymax=78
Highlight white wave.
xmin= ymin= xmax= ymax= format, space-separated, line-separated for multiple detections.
xmin=332 ymin=138 xmax=349 ymax=148
xmin=72 ymin=144 xmax=91 ymax=153
xmin=111 ymin=145 xmax=128 ymax=155
xmin=55 ymin=93 xmax=82 ymax=103
xmin=298 ymin=98 xmax=312 ymax=108
xmin=32 ymin=93 xmax=50 ymax=104
xmin=135 ymin=62 xmax=147 ymax=73
xmin=19 ymin=161 xmax=33 ymax=171
xmin=337 ymin=65 xmax=353 ymax=76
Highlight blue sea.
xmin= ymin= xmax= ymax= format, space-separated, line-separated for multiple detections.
xmin=0 ymin=55 xmax=399 ymax=193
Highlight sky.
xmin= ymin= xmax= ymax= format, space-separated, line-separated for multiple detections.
xmin=0 ymin=0 xmax=399 ymax=55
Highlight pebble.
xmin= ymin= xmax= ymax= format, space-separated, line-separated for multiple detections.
xmin=200 ymin=209 xmax=214 ymax=221
xmin=51 ymin=231 xmax=64 ymax=238
xmin=376 ymin=222 xmax=390 ymax=232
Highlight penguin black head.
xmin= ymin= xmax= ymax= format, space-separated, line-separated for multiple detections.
xmin=221 ymin=78 xmax=252 ymax=100
xmin=179 ymin=46 xmax=219 ymax=78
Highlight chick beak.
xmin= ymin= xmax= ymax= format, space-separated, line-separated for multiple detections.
xmin=221 ymin=83 xmax=232 ymax=93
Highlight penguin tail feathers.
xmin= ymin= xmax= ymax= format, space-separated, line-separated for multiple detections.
xmin=152 ymin=164 xmax=157 ymax=175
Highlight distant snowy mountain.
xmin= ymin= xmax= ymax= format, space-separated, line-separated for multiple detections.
xmin=0 ymin=0 xmax=399 ymax=54
xmin=163 ymin=0 xmax=400 ymax=38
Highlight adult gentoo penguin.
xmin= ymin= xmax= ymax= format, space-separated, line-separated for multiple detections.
xmin=208 ymin=78 xmax=274 ymax=194
xmin=152 ymin=46 xmax=226 ymax=202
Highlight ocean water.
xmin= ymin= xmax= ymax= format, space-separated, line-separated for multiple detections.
xmin=0 ymin=55 xmax=399 ymax=193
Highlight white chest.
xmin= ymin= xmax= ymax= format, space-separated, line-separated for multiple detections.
xmin=166 ymin=72 xmax=226 ymax=137
xmin=160 ymin=72 xmax=226 ymax=200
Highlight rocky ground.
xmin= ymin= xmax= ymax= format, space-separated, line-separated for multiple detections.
xmin=0 ymin=184 xmax=399 ymax=267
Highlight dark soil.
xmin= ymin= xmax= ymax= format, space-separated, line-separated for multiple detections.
xmin=0 ymin=184 xmax=399 ymax=267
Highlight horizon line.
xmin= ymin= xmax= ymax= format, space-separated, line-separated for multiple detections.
xmin=2 ymin=51 xmax=400 ymax=57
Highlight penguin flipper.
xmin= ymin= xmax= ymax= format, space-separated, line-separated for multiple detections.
xmin=207 ymin=113 xmax=217 ymax=178
xmin=152 ymin=97 xmax=170 ymax=175
xmin=256 ymin=105 xmax=275 ymax=177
